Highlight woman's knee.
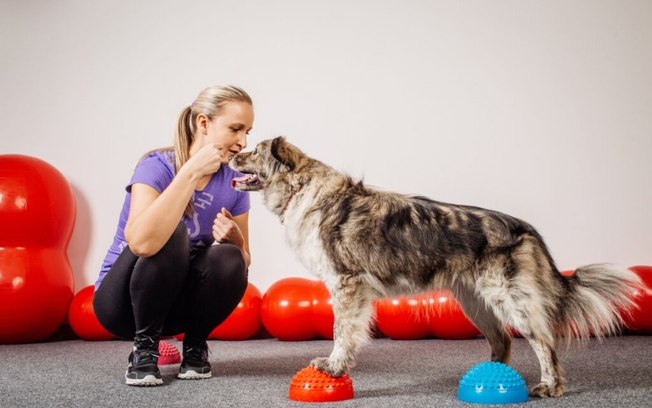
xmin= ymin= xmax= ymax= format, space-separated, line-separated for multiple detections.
xmin=156 ymin=222 xmax=190 ymax=260
xmin=207 ymin=244 xmax=247 ymax=289
xmin=92 ymin=287 xmax=134 ymax=340
xmin=132 ymin=223 xmax=190 ymax=286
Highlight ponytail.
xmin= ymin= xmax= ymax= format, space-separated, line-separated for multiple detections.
xmin=174 ymin=105 xmax=194 ymax=173
xmin=174 ymin=105 xmax=195 ymax=217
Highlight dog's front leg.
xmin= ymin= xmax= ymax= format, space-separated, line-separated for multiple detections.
xmin=311 ymin=275 xmax=374 ymax=377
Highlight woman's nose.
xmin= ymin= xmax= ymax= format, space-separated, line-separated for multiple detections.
xmin=237 ymin=132 xmax=248 ymax=150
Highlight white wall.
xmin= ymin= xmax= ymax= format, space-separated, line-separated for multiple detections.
xmin=1 ymin=0 xmax=651 ymax=293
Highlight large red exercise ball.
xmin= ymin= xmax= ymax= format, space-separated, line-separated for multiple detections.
xmin=425 ymin=290 xmax=481 ymax=339
xmin=209 ymin=283 xmax=262 ymax=340
xmin=68 ymin=285 xmax=115 ymax=341
xmin=374 ymin=295 xmax=430 ymax=340
xmin=261 ymin=278 xmax=334 ymax=341
xmin=310 ymin=281 xmax=335 ymax=339
xmin=0 ymin=155 xmax=75 ymax=343
xmin=262 ymin=278 xmax=315 ymax=341
xmin=622 ymin=265 xmax=652 ymax=334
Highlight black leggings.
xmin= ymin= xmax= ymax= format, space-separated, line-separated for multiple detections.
xmin=93 ymin=223 xmax=248 ymax=344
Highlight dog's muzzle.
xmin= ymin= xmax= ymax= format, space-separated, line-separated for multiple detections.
xmin=231 ymin=173 xmax=261 ymax=190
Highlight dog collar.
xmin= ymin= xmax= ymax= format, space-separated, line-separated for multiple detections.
xmin=279 ymin=184 xmax=305 ymax=224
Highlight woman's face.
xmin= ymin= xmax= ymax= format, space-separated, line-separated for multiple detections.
xmin=201 ymin=101 xmax=254 ymax=163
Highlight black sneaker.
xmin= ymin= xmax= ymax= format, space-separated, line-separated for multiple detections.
xmin=177 ymin=340 xmax=211 ymax=379
xmin=125 ymin=337 xmax=163 ymax=386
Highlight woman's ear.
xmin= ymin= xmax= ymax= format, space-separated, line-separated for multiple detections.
xmin=196 ymin=114 xmax=209 ymax=135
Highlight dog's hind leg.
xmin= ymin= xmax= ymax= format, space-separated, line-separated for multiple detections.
xmin=310 ymin=274 xmax=374 ymax=377
xmin=453 ymin=286 xmax=512 ymax=364
xmin=520 ymin=334 xmax=565 ymax=398
xmin=475 ymin=262 xmax=566 ymax=398
xmin=486 ymin=297 xmax=565 ymax=397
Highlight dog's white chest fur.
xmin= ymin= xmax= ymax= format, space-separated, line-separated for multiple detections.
xmin=280 ymin=187 xmax=334 ymax=280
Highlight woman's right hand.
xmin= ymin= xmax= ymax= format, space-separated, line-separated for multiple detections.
xmin=183 ymin=143 xmax=225 ymax=180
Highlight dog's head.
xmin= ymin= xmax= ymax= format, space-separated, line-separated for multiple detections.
xmin=229 ymin=136 xmax=304 ymax=192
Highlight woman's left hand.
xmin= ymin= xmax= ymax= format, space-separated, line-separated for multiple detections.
xmin=213 ymin=208 xmax=244 ymax=248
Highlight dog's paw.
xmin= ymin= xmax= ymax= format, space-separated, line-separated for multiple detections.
xmin=529 ymin=382 xmax=564 ymax=398
xmin=310 ymin=357 xmax=347 ymax=377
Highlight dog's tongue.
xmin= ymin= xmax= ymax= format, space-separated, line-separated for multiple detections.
xmin=231 ymin=174 xmax=256 ymax=188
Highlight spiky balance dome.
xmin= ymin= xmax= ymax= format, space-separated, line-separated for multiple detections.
xmin=289 ymin=366 xmax=354 ymax=402
xmin=458 ymin=361 xmax=528 ymax=404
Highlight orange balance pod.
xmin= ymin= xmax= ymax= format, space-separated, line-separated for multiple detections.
xmin=289 ymin=366 xmax=354 ymax=402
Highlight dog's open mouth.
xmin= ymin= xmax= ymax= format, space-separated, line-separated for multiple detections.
xmin=231 ymin=173 xmax=261 ymax=191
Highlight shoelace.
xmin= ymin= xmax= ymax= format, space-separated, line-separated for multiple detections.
xmin=133 ymin=336 xmax=160 ymax=365
xmin=183 ymin=343 xmax=209 ymax=362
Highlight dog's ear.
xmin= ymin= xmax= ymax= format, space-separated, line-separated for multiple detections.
xmin=270 ymin=136 xmax=299 ymax=171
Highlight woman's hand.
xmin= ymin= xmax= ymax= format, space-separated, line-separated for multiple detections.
xmin=183 ymin=143 xmax=225 ymax=180
xmin=213 ymin=208 xmax=245 ymax=248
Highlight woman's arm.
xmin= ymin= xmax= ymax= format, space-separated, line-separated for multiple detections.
xmin=124 ymin=175 xmax=196 ymax=257
xmin=125 ymin=144 xmax=224 ymax=257
xmin=213 ymin=209 xmax=251 ymax=268
xmin=233 ymin=211 xmax=251 ymax=268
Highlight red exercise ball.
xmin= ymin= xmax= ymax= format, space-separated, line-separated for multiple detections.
xmin=375 ymin=291 xmax=479 ymax=340
xmin=623 ymin=265 xmax=652 ymax=334
xmin=310 ymin=281 xmax=334 ymax=340
xmin=425 ymin=290 xmax=480 ymax=340
xmin=261 ymin=278 xmax=334 ymax=341
xmin=68 ymin=285 xmax=115 ymax=341
xmin=209 ymin=283 xmax=262 ymax=340
xmin=262 ymin=278 xmax=315 ymax=341
xmin=0 ymin=155 xmax=75 ymax=343
xmin=374 ymin=295 xmax=430 ymax=340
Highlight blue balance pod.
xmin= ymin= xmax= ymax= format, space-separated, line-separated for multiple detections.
xmin=458 ymin=361 xmax=528 ymax=404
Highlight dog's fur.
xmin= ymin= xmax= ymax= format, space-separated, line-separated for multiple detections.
xmin=230 ymin=137 xmax=643 ymax=398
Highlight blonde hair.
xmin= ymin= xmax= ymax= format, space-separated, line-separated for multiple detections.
xmin=172 ymin=85 xmax=252 ymax=216
xmin=175 ymin=85 xmax=253 ymax=172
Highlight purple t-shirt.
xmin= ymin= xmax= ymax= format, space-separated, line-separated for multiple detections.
xmin=95 ymin=150 xmax=250 ymax=290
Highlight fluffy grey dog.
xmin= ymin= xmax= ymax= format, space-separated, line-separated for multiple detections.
xmin=230 ymin=137 xmax=643 ymax=398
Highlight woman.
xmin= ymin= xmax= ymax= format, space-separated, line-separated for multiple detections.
xmin=94 ymin=85 xmax=254 ymax=386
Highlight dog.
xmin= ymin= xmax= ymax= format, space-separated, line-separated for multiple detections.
xmin=229 ymin=136 xmax=643 ymax=398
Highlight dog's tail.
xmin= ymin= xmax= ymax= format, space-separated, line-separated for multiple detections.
xmin=559 ymin=264 xmax=644 ymax=340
